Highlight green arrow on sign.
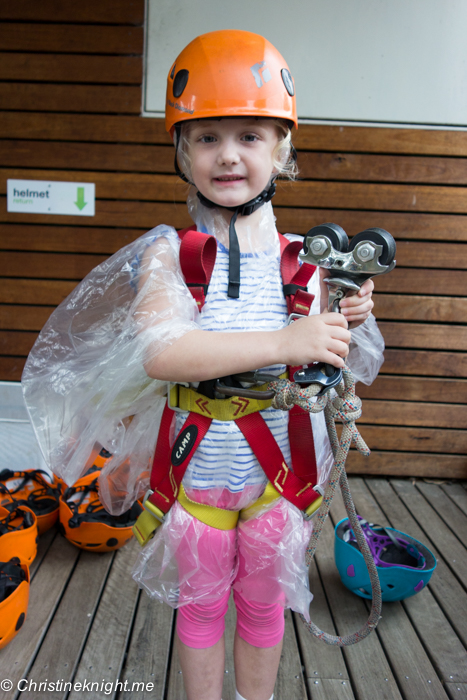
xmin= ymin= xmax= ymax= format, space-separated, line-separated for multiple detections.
xmin=75 ymin=187 xmax=87 ymax=211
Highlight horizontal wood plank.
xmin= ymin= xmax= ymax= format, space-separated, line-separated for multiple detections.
xmin=383 ymin=349 xmax=467 ymax=378
xmin=0 ymin=0 xmax=144 ymax=24
xmin=0 ymin=355 xmax=26 ymax=380
xmin=374 ymin=269 xmax=467 ymax=296
xmin=0 ymin=112 xmax=171 ymax=145
xmin=275 ymin=208 xmax=467 ymax=241
xmin=0 ymin=84 xmax=141 ymax=114
xmin=0 ymin=53 xmax=142 ymax=84
xmin=0 ymin=23 xmax=144 ymax=54
xmin=0 ymin=279 xmax=76 ymax=305
xmin=360 ymin=399 xmax=467 ymax=429
xmin=294 ymin=124 xmax=467 ymax=157
xmin=0 ymin=330 xmax=37 ymax=355
xmin=389 ymin=241 xmax=467 ymax=270
xmin=351 ymin=424 xmax=467 ymax=454
xmin=0 ymin=304 xmax=53 ymax=331
xmin=380 ymin=322 xmax=467 ymax=351
xmin=0 ymin=223 xmax=141 ymax=254
xmin=275 ymin=180 xmax=467 ymax=214
xmin=0 ymin=250 xmax=107 ymax=279
xmin=298 ymin=151 xmax=467 ymax=185
xmin=374 ymin=294 xmax=465 ymax=323
xmin=346 ymin=451 xmax=467 ymax=478
xmin=357 ymin=375 xmax=467 ymax=404
xmin=0 ymin=142 xmax=173 ymax=173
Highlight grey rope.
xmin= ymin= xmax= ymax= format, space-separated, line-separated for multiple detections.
xmin=269 ymin=366 xmax=382 ymax=646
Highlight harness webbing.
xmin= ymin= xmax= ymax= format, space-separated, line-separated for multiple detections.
xmin=146 ymin=406 xmax=212 ymax=515
xmin=144 ymin=227 xmax=320 ymax=523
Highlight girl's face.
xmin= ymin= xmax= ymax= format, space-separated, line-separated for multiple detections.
xmin=186 ymin=118 xmax=280 ymax=209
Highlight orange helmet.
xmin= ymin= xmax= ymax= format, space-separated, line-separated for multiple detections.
xmin=165 ymin=30 xmax=297 ymax=135
xmin=0 ymin=469 xmax=59 ymax=535
xmin=0 ymin=505 xmax=38 ymax=567
xmin=0 ymin=558 xmax=30 ymax=649
xmin=58 ymin=472 xmax=142 ymax=553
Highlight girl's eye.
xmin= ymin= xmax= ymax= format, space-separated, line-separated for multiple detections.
xmin=242 ymin=133 xmax=259 ymax=142
xmin=199 ymin=135 xmax=216 ymax=143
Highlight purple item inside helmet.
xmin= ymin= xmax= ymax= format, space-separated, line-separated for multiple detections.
xmin=344 ymin=516 xmax=426 ymax=571
xmin=347 ymin=564 xmax=355 ymax=577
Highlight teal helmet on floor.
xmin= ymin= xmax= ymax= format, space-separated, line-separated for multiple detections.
xmin=335 ymin=516 xmax=437 ymax=602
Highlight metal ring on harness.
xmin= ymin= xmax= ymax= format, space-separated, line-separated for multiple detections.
xmin=0 ymin=504 xmax=38 ymax=567
xmin=59 ymin=473 xmax=142 ymax=552
xmin=0 ymin=469 xmax=60 ymax=535
xmin=0 ymin=557 xmax=30 ymax=650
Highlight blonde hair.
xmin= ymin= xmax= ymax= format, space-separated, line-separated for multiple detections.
xmin=175 ymin=118 xmax=298 ymax=183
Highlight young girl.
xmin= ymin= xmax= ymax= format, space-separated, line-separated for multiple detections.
xmin=23 ymin=30 xmax=383 ymax=700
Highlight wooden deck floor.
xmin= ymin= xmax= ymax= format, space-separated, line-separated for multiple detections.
xmin=1 ymin=476 xmax=467 ymax=700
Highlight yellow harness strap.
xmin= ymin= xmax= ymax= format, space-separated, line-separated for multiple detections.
xmin=169 ymin=374 xmax=287 ymax=421
xmin=133 ymin=482 xmax=283 ymax=545
xmin=177 ymin=484 xmax=240 ymax=530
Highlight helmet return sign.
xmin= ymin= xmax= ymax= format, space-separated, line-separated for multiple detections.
xmin=7 ymin=179 xmax=95 ymax=216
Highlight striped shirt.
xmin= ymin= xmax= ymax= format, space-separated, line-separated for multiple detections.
xmin=176 ymin=236 xmax=322 ymax=495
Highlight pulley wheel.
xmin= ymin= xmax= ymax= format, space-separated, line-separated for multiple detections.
xmin=349 ymin=228 xmax=396 ymax=266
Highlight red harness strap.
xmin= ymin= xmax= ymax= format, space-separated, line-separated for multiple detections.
xmin=178 ymin=227 xmax=217 ymax=310
xmin=277 ymin=234 xmax=319 ymax=486
xmin=236 ymin=412 xmax=321 ymax=510
xmin=146 ymin=227 xmax=321 ymax=516
xmin=146 ymin=403 xmax=212 ymax=515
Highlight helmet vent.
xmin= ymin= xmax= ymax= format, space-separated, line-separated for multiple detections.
xmin=173 ymin=69 xmax=189 ymax=98
xmin=281 ymin=69 xmax=294 ymax=96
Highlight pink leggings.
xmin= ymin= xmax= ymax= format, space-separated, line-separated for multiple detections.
xmin=176 ymin=500 xmax=287 ymax=649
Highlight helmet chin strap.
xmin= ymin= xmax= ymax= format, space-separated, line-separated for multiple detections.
xmin=196 ymin=185 xmax=276 ymax=298
xmin=174 ymin=124 xmax=276 ymax=298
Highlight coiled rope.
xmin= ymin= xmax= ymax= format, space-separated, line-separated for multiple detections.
xmin=270 ymin=366 xmax=382 ymax=646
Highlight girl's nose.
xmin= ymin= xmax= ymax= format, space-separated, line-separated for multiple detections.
xmin=217 ymin=139 xmax=240 ymax=166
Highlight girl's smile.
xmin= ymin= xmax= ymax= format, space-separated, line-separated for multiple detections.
xmin=186 ymin=118 xmax=280 ymax=209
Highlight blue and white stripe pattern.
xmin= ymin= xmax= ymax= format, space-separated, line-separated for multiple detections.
xmin=179 ymin=238 xmax=292 ymax=493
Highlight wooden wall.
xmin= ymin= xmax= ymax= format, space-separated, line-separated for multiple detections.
xmin=1 ymin=1 xmax=466 ymax=478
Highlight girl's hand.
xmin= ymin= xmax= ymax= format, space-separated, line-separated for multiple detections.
xmin=339 ymin=278 xmax=374 ymax=328
xmin=279 ymin=312 xmax=351 ymax=368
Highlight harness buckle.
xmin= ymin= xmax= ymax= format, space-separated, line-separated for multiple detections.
xmin=303 ymin=485 xmax=325 ymax=521
xmin=142 ymin=490 xmax=166 ymax=523
xmin=167 ymin=382 xmax=190 ymax=413
xmin=132 ymin=490 xmax=166 ymax=546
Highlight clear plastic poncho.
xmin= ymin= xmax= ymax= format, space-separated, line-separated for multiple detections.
xmin=22 ymin=191 xmax=384 ymax=618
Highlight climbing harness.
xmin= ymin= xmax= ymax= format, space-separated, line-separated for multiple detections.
xmin=0 ymin=557 xmax=30 ymax=649
xmin=59 ymin=471 xmax=142 ymax=552
xmin=0 ymin=468 xmax=60 ymax=535
xmin=133 ymin=227 xmax=322 ymax=545
xmin=0 ymin=504 xmax=38 ymax=567
xmin=134 ymin=221 xmax=397 ymax=646
xmin=335 ymin=516 xmax=437 ymax=602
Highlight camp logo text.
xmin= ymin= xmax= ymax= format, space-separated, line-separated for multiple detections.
xmin=171 ymin=425 xmax=199 ymax=466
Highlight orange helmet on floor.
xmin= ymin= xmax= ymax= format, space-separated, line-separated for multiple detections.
xmin=59 ymin=472 xmax=142 ymax=553
xmin=0 ymin=505 xmax=38 ymax=566
xmin=0 ymin=558 xmax=30 ymax=649
xmin=165 ymin=30 xmax=297 ymax=135
xmin=0 ymin=469 xmax=59 ymax=535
